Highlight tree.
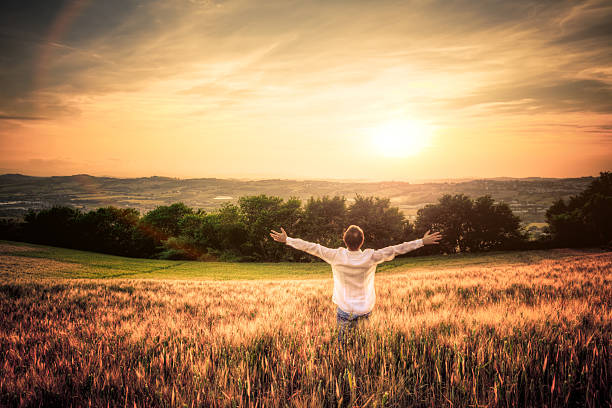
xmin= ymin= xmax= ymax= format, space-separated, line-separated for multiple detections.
xmin=157 ymin=212 xmax=214 ymax=260
xmin=415 ymin=194 xmax=473 ymax=253
xmin=0 ymin=218 xmax=23 ymax=242
xmin=298 ymin=196 xmax=347 ymax=251
xmin=78 ymin=207 xmax=156 ymax=257
xmin=215 ymin=203 xmax=249 ymax=257
xmin=546 ymin=172 xmax=612 ymax=247
xmin=141 ymin=202 xmax=194 ymax=242
xmin=415 ymin=194 xmax=525 ymax=253
xmin=23 ymin=206 xmax=81 ymax=248
xmin=166 ymin=207 xmax=249 ymax=261
xmin=239 ymin=195 xmax=303 ymax=261
xmin=347 ymin=195 xmax=406 ymax=249
xmin=469 ymin=196 xmax=524 ymax=251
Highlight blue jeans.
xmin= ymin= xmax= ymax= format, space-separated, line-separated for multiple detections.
xmin=337 ymin=307 xmax=370 ymax=345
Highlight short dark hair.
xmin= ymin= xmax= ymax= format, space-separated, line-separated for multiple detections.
xmin=343 ymin=225 xmax=364 ymax=251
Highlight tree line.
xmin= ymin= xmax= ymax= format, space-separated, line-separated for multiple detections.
xmin=1 ymin=172 xmax=609 ymax=261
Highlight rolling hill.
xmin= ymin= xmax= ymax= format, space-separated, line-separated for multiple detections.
xmin=0 ymin=173 xmax=593 ymax=224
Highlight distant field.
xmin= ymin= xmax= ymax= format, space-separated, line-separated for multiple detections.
xmin=0 ymin=241 xmax=610 ymax=406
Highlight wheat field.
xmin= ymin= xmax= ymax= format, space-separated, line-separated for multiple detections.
xmin=0 ymin=245 xmax=610 ymax=407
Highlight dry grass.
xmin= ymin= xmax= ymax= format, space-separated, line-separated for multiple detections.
xmin=0 ymin=243 xmax=42 ymax=253
xmin=0 ymin=251 xmax=610 ymax=407
xmin=0 ymin=255 xmax=86 ymax=280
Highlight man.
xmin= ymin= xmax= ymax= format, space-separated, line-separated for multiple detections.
xmin=270 ymin=225 xmax=442 ymax=342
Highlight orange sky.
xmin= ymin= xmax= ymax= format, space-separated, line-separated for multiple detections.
xmin=0 ymin=0 xmax=611 ymax=181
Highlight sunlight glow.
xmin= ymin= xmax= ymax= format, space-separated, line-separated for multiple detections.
xmin=370 ymin=119 xmax=434 ymax=158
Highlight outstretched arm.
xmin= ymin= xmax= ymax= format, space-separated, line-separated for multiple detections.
xmin=372 ymin=230 xmax=442 ymax=264
xmin=270 ymin=227 xmax=338 ymax=264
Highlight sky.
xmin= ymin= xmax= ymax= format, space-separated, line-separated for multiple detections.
xmin=0 ymin=0 xmax=611 ymax=181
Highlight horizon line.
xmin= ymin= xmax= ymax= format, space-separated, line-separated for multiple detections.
xmin=0 ymin=171 xmax=602 ymax=184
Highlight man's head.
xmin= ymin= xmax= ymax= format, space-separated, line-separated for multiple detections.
xmin=343 ymin=225 xmax=364 ymax=251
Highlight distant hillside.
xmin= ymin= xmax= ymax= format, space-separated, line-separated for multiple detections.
xmin=0 ymin=174 xmax=593 ymax=224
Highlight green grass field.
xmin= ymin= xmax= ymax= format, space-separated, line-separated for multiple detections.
xmin=0 ymin=239 xmax=595 ymax=280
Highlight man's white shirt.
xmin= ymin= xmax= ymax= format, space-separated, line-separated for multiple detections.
xmin=285 ymin=237 xmax=424 ymax=315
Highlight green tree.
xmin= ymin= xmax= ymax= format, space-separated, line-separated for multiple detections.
xmin=239 ymin=195 xmax=302 ymax=261
xmin=415 ymin=194 xmax=524 ymax=253
xmin=469 ymin=196 xmax=524 ymax=251
xmin=546 ymin=172 xmax=612 ymax=247
xmin=78 ymin=207 xmax=155 ymax=257
xmin=160 ymin=212 xmax=216 ymax=260
xmin=347 ymin=195 xmax=406 ymax=249
xmin=415 ymin=194 xmax=473 ymax=253
xmin=141 ymin=202 xmax=194 ymax=240
xmin=216 ymin=204 xmax=249 ymax=259
xmin=298 ymin=196 xmax=347 ymax=250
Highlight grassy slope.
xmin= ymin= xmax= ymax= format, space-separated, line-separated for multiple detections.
xmin=0 ymin=239 xmax=600 ymax=280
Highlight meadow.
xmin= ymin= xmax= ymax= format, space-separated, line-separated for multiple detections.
xmin=0 ymin=241 xmax=610 ymax=407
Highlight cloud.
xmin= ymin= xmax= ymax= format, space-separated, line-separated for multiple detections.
xmin=553 ymin=20 xmax=612 ymax=45
xmin=0 ymin=115 xmax=47 ymax=121
xmin=446 ymin=78 xmax=612 ymax=114
xmin=0 ymin=0 xmax=611 ymax=146
xmin=0 ymin=0 xmax=163 ymax=118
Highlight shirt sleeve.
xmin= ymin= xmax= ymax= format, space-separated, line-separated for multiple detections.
xmin=285 ymin=237 xmax=338 ymax=264
xmin=371 ymin=239 xmax=424 ymax=264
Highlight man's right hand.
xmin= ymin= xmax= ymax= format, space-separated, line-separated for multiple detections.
xmin=422 ymin=230 xmax=442 ymax=245
xmin=270 ymin=227 xmax=288 ymax=243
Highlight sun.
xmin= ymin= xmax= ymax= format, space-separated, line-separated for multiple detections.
xmin=370 ymin=119 xmax=433 ymax=158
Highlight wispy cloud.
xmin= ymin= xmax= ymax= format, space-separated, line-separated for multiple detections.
xmin=2 ymin=0 xmax=611 ymax=117
xmin=446 ymin=78 xmax=612 ymax=114
xmin=0 ymin=115 xmax=47 ymax=121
